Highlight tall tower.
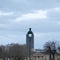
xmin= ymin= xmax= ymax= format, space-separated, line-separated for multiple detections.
xmin=26 ymin=28 xmax=34 ymax=60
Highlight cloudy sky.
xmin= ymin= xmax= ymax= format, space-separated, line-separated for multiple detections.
xmin=0 ymin=0 xmax=60 ymax=49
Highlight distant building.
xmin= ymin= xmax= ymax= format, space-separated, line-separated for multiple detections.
xmin=32 ymin=50 xmax=60 ymax=60
xmin=26 ymin=28 xmax=60 ymax=60
xmin=26 ymin=28 xmax=34 ymax=49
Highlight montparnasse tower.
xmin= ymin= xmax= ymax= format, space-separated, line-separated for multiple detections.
xmin=26 ymin=28 xmax=34 ymax=60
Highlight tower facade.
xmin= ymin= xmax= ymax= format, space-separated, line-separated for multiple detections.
xmin=26 ymin=28 xmax=34 ymax=60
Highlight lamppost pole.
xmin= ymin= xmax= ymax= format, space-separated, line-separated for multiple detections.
xmin=29 ymin=37 xmax=31 ymax=60
xmin=26 ymin=28 xmax=34 ymax=60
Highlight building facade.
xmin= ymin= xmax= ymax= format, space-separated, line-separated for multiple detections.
xmin=32 ymin=51 xmax=60 ymax=60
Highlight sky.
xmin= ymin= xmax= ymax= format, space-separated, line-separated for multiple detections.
xmin=0 ymin=0 xmax=60 ymax=49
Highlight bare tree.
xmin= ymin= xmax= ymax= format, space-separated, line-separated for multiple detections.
xmin=8 ymin=44 xmax=27 ymax=60
xmin=0 ymin=44 xmax=27 ymax=60
xmin=44 ymin=41 xmax=57 ymax=60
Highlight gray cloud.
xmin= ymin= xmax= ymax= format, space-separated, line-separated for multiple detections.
xmin=0 ymin=0 xmax=60 ymax=48
xmin=0 ymin=0 xmax=60 ymax=12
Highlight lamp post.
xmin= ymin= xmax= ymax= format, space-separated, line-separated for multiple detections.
xmin=28 ymin=36 xmax=32 ymax=60
xmin=26 ymin=28 xmax=34 ymax=60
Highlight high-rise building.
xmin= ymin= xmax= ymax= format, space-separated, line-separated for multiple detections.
xmin=26 ymin=28 xmax=34 ymax=60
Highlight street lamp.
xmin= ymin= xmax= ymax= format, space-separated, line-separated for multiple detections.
xmin=26 ymin=28 xmax=34 ymax=60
